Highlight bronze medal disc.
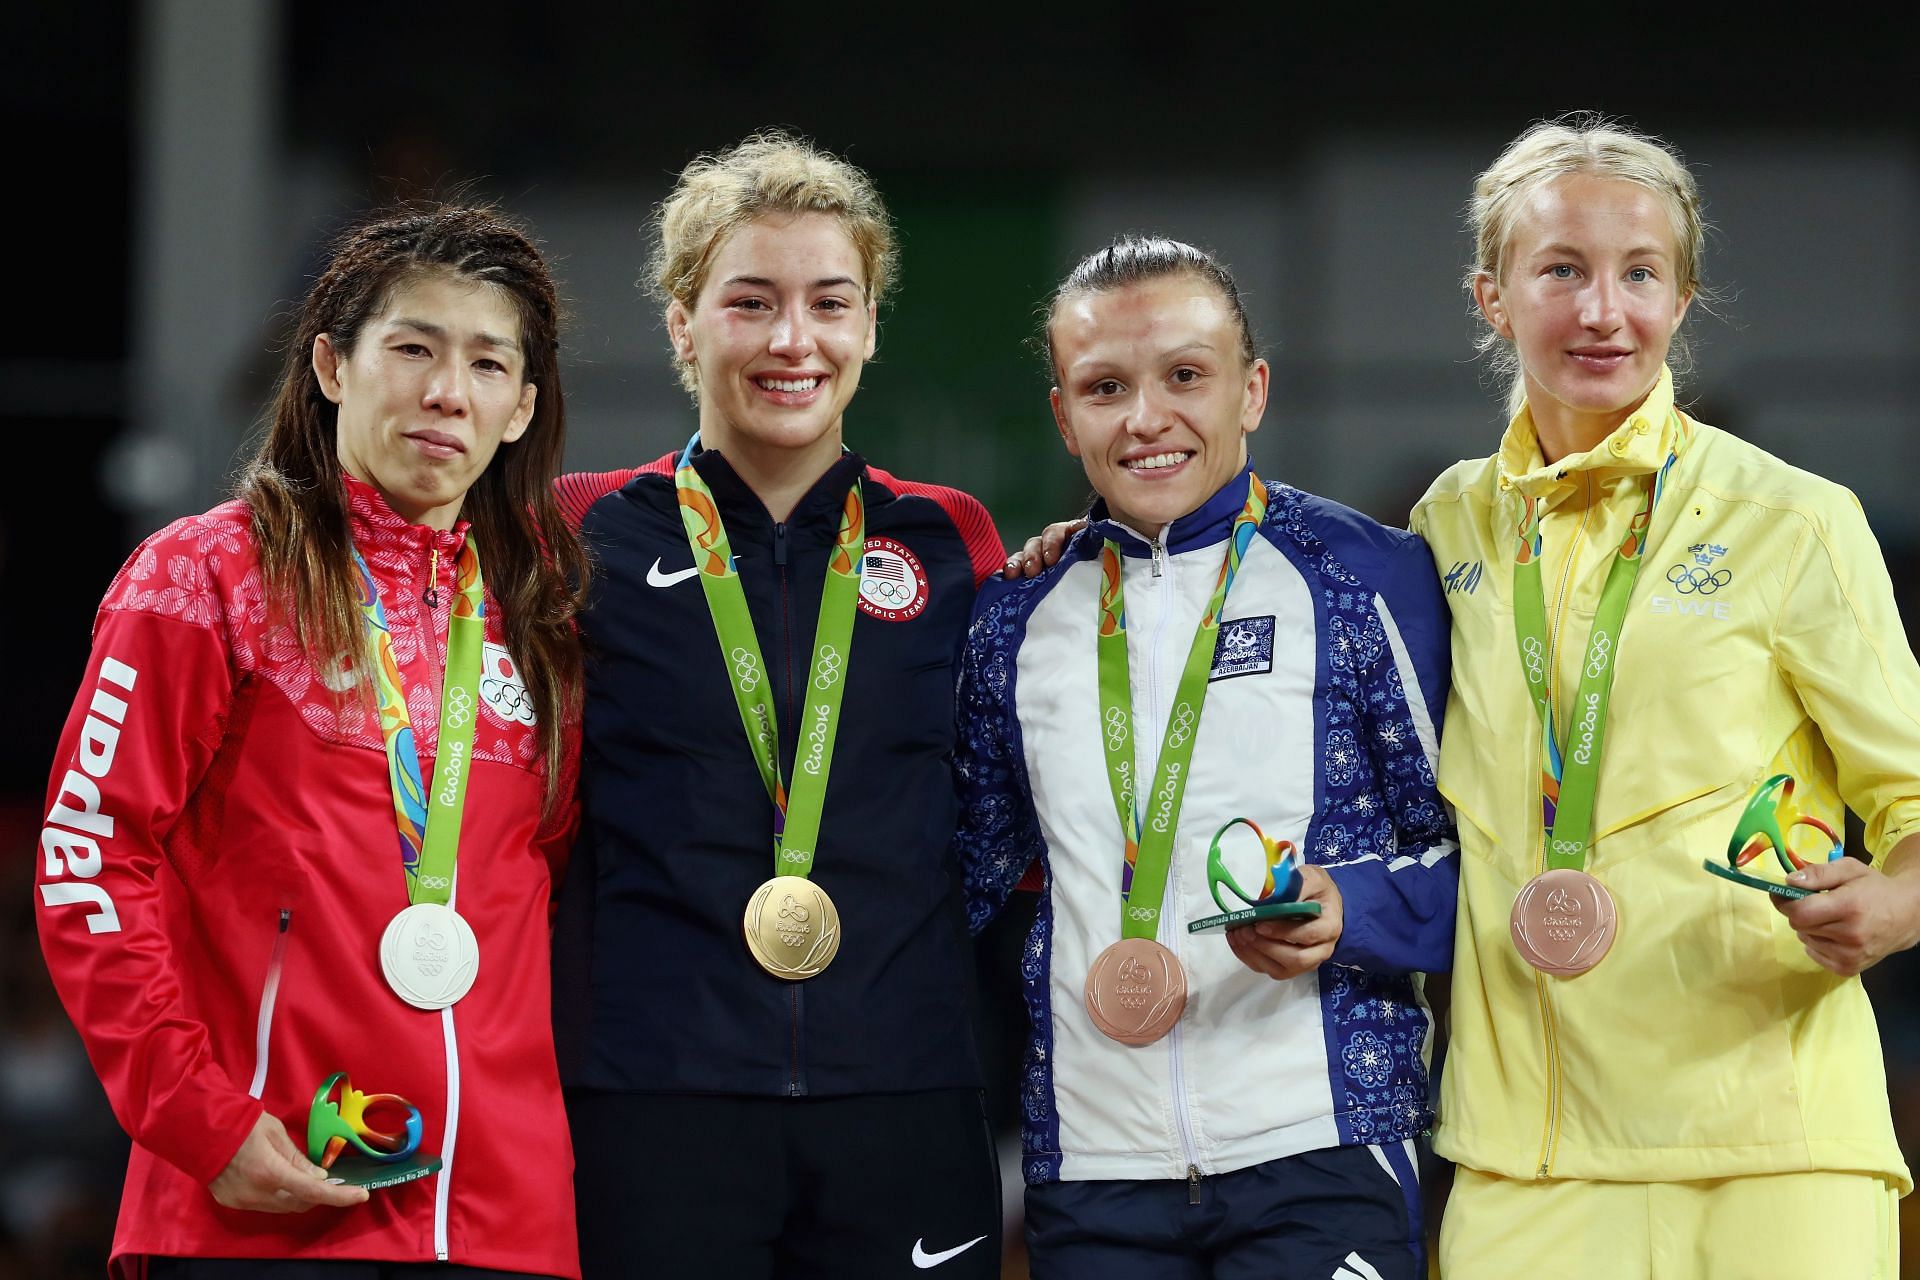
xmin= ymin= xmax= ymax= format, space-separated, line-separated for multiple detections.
xmin=743 ymin=875 xmax=841 ymax=980
xmin=1510 ymin=867 xmax=1617 ymax=977
xmin=1084 ymin=937 xmax=1188 ymax=1045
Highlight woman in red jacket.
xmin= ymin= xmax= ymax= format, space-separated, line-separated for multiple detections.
xmin=35 ymin=204 xmax=590 ymax=1279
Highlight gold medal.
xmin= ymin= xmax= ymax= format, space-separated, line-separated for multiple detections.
xmin=743 ymin=875 xmax=841 ymax=980
xmin=1510 ymin=868 xmax=1617 ymax=976
xmin=1084 ymin=937 xmax=1188 ymax=1045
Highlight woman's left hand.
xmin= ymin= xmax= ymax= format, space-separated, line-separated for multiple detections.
xmin=1225 ymin=865 xmax=1344 ymax=981
xmin=1772 ymin=847 xmax=1920 ymax=976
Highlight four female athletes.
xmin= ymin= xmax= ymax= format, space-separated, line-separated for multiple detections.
xmin=35 ymin=118 xmax=1920 ymax=1279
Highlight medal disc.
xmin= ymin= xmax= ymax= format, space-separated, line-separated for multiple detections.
xmin=1510 ymin=868 xmax=1616 ymax=976
xmin=1084 ymin=938 xmax=1188 ymax=1045
xmin=380 ymin=902 xmax=480 ymax=1010
xmin=743 ymin=876 xmax=841 ymax=980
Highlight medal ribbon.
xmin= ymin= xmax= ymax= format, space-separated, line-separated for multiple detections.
xmin=352 ymin=539 xmax=485 ymax=906
xmin=1511 ymin=426 xmax=1680 ymax=871
xmin=1097 ymin=473 xmax=1268 ymax=939
xmin=675 ymin=438 xmax=864 ymax=877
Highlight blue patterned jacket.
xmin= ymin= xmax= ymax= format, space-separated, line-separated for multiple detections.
xmin=955 ymin=466 xmax=1457 ymax=1185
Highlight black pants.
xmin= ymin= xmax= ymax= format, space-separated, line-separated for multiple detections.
xmin=147 ymin=1263 xmax=549 ymax=1279
xmin=567 ymin=1088 xmax=1002 ymax=1280
xmin=1024 ymin=1142 xmax=1423 ymax=1280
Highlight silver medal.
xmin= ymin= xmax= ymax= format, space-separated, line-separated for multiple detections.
xmin=379 ymin=902 xmax=480 ymax=1010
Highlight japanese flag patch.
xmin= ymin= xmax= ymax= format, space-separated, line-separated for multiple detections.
xmin=479 ymin=641 xmax=537 ymax=725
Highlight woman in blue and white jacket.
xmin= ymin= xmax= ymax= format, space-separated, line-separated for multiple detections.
xmin=956 ymin=236 xmax=1457 ymax=1279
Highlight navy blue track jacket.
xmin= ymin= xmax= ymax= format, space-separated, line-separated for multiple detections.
xmin=552 ymin=447 xmax=1004 ymax=1097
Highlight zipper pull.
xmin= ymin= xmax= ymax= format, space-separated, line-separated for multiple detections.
xmin=774 ymin=521 xmax=789 ymax=568
xmin=277 ymin=908 xmax=291 ymax=932
xmin=1150 ymin=538 xmax=1166 ymax=578
xmin=423 ymin=545 xmax=441 ymax=607
xmin=1187 ymin=1163 xmax=1202 ymax=1205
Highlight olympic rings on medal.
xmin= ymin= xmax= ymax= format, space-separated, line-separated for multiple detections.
xmin=444 ymin=687 xmax=473 ymax=729
xmin=1550 ymin=838 xmax=1584 ymax=858
xmin=813 ymin=646 xmax=843 ymax=691
xmin=415 ymin=874 xmax=451 ymax=890
xmin=1103 ymin=706 xmax=1130 ymax=752
xmin=1166 ymin=702 xmax=1198 ymax=749
xmin=1666 ymin=564 xmax=1732 ymax=595
xmin=731 ymin=646 xmax=762 ymax=692
xmin=1125 ymin=905 xmax=1160 ymax=922
xmin=781 ymin=848 xmax=811 ymax=864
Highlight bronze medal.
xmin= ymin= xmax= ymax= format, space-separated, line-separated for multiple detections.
xmin=1084 ymin=937 xmax=1188 ymax=1045
xmin=1510 ymin=867 xmax=1617 ymax=976
xmin=743 ymin=875 xmax=841 ymax=980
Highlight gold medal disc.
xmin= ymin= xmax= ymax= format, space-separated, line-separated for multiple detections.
xmin=743 ymin=875 xmax=841 ymax=980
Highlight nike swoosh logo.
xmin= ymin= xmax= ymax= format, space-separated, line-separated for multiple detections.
xmin=646 ymin=558 xmax=701 ymax=588
xmin=912 ymin=1235 xmax=987 ymax=1269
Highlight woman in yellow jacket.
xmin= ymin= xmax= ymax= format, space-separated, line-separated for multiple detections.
xmin=1413 ymin=113 xmax=1920 ymax=1278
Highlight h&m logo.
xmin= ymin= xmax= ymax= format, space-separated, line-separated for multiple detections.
xmin=1443 ymin=561 xmax=1483 ymax=595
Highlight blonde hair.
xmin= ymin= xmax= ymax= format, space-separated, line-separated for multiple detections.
xmin=1466 ymin=112 xmax=1711 ymax=416
xmin=647 ymin=131 xmax=898 ymax=394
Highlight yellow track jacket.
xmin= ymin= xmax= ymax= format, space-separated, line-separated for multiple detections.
xmin=1412 ymin=370 xmax=1918 ymax=1190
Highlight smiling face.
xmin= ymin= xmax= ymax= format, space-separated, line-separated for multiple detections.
xmin=314 ymin=270 xmax=535 ymax=530
xmin=1048 ymin=273 xmax=1268 ymax=539
xmin=667 ymin=211 xmax=877 ymax=477
xmin=1475 ymin=173 xmax=1692 ymax=457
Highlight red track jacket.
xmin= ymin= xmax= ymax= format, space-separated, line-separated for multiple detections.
xmin=35 ymin=478 xmax=579 ymax=1278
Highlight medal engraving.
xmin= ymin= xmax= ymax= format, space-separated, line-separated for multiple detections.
xmin=1510 ymin=868 xmax=1616 ymax=976
xmin=743 ymin=875 xmax=841 ymax=980
xmin=1084 ymin=937 xmax=1187 ymax=1045
xmin=380 ymin=902 xmax=480 ymax=1009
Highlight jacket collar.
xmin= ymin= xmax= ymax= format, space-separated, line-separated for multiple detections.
xmin=1497 ymin=366 xmax=1687 ymax=499
xmin=687 ymin=441 xmax=868 ymax=538
xmin=343 ymin=473 xmax=469 ymax=556
xmin=1086 ymin=463 xmax=1257 ymax=558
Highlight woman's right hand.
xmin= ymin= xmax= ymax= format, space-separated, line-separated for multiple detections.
xmin=208 ymin=1111 xmax=370 ymax=1213
xmin=1003 ymin=519 xmax=1087 ymax=579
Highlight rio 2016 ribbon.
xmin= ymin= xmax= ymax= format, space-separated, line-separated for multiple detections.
xmin=1085 ymin=473 xmax=1266 ymax=1044
xmin=675 ymin=435 xmax=860 ymax=980
xmin=1703 ymin=772 xmax=1842 ymax=900
xmin=1507 ymin=420 xmax=1682 ymax=976
xmin=1187 ymin=816 xmax=1323 ymax=932
xmin=353 ymin=542 xmax=485 ymax=1009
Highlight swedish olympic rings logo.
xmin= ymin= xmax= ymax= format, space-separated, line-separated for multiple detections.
xmin=1126 ymin=905 xmax=1159 ymax=922
xmin=731 ymin=646 xmax=762 ymax=692
xmin=814 ymin=647 xmax=843 ymax=691
xmin=1166 ymin=702 xmax=1198 ymax=749
xmin=1584 ymin=632 xmax=1613 ymax=680
xmin=1103 ymin=707 xmax=1129 ymax=752
xmin=444 ymin=687 xmax=473 ymax=729
xmin=1521 ymin=635 xmax=1546 ymax=684
xmin=1667 ymin=564 xmax=1732 ymax=595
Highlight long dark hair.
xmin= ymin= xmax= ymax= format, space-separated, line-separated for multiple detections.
xmin=238 ymin=203 xmax=587 ymax=812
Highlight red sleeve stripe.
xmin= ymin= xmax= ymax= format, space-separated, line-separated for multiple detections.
xmin=553 ymin=452 xmax=677 ymax=528
xmin=867 ymin=467 xmax=1006 ymax=588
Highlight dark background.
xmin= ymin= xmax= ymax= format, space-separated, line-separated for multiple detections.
xmin=3 ymin=6 xmax=1916 ymax=1277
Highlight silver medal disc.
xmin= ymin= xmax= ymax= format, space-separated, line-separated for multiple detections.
xmin=379 ymin=902 xmax=480 ymax=1010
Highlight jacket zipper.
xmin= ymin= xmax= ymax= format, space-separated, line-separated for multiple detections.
xmin=1140 ymin=536 xmax=1205 ymax=1189
xmin=1533 ymin=476 xmax=1595 ymax=1177
xmin=773 ymin=519 xmax=807 ymax=1097
xmin=436 ymin=1004 xmax=460 ymax=1258
xmin=246 ymin=909 xmax=292 ymax=1099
